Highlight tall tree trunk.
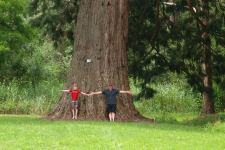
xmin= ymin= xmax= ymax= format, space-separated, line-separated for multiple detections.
xmin=48 ymin=0 xmax=150 ymax=121
xmin=201 ymin=40 xmax=215 ymax=114
xmin=200 ymin=0 xmax=215 ymax=114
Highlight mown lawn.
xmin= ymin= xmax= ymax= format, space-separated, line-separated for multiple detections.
xmin=0 ymin=114 xmax=225 ymax=150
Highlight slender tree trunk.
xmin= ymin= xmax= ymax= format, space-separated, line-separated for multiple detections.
xmin=186 ymin=0 xmax=215 ymax=114
xmin=201 ymin=41 xmax=215 ymax=114
xmin=200 ymin=0 xmax=215 ymax=114
xmin=48 ymin=0 xmax=151 ymax=121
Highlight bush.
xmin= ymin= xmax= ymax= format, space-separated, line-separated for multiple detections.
xmin=214 ymin=83 xmax=225 ymax=112
xmin=0 ymin=80 xmax=63 ymax=115
xmin=133 ymin=72 xmax=202 ymax=114
xmin=0 ymin=33 xmax=71 ymax=115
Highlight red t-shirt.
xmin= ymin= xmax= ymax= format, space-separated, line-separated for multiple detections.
xmin=69 ymin=89 xmax=81 ymax=101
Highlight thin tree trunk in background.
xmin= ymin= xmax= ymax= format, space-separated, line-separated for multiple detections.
xmin=200 ymin=0 xmax=215 ymax=114
xmin=186 ymin=0 xmax=215 ymax=114
xmin=48 ymin=0 xmax=152 ymax=121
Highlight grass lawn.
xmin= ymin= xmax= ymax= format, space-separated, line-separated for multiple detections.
xmin=0 ymin=113 xmax=225 ymax=150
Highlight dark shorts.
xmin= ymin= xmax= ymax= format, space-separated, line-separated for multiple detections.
xmin=107 ymin=104 xmax=117 ymax=113
xmin=71 ymin=101 xmax=79 ymax=109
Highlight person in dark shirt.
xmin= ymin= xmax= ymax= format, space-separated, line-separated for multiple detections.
xmin=90 ymin=83 xmax=132 ymax=122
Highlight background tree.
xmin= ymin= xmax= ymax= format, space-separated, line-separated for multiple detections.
xmin=128 ymin=0 xmax=225 ymax=115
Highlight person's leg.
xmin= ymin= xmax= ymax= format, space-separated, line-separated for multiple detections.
xmin=109 ymin=113 xmax=112 ymax=121
xmin=75 ymin=108 xmax=78 ymax=119
xmin=74 ymin=101 xmax=79 ymax=119
xmin=107 ymin=104 xmax=111 ymax=121
xmin=112 ymin=112 xmax=115 ymax=122
xmin=110 ymin=113 xmax=112 ymax=121
xmin=71 ymin=101 xmax=75 ymax=119
xmin=71 ymin=108 xmax=75 ymax=119
xmin=112 ymin=104 xmax=116 ymax=122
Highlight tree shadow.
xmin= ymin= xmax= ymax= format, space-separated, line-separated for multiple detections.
xmin=114 ymin=113 xmax=225 ymax=134
xmin=154 ymin=113 xmax=225 ymax=127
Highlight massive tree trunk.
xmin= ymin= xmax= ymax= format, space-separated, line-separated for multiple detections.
xmin=48 ymin=0 xmax=150 ymax=121
xmin=200 ymin=0 xmax=215 ymax=114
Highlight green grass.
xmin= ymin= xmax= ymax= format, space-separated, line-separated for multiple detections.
xmin=1 ymin=114 xmax=225 ymax=150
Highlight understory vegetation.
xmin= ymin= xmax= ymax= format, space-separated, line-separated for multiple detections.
xmin=1 ymin=72 xmax=224 ymax=117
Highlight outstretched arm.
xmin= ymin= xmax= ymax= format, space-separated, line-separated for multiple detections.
xmin=90 ymin=91 xmax=102 ymax=96
xmin=61 ymin=90 xmax=70 ymax=92
xmin=81 ymin=92 xmax=89 ymax=96
xmin=119 ymin=90 xmax=132 ymax=95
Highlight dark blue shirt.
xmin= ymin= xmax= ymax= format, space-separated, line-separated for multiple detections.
xmin=102 ymin=89 xmax=119 ymax=104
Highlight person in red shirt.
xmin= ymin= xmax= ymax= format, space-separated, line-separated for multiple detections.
xmin=62 ymin=83 xmax=89 ymax=119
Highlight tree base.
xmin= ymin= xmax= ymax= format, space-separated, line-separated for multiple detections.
xmin=46 ymin=109 xmax=155 ymax=123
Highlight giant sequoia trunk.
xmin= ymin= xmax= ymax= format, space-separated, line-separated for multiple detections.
xmin=200 ymin=0 xmax=215 ymax=114
xmin=48 ymin=0 xmax=149 ymax=121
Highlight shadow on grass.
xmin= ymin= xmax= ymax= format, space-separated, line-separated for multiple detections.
xmin=152 ymin=112 xmax=225 ymax=127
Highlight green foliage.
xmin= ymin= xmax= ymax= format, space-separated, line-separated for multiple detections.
xmin=29 ymin=0 xmax=80 ymax=46
xmin=0 ymin=0 xmax=73 ymax=83
xmin=0 ymin=80 xmax=64 ymax=114
xmin=0 ymin=0 xmax=72 ymax=115
xmin=133 ymin=73 xmax=201 ymax=114
xmin=128 ymin=0 xmax=225 ymax=100
xmin=1 ymin=27 xmax=72 ymax=84
xmin=128 ymin=0 xmax=170 ymax=98
xmin=213 ymin=83 xmax=225 ymax=112
xmin=22 ymin=34 xmax=72 ymax=85
xmin=0 ymin=0 xmax=31 ymax=52
xmin=0 ymin=0 xmax=33 ymax=80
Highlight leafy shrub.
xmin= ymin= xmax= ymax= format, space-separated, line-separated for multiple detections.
xmin=0 ymin=80 xmax=63 ymax=115
xmin=214 ymin=83 xmax=225 ymax=112
xmin=133 ymin=72 xmax=202 ymax=114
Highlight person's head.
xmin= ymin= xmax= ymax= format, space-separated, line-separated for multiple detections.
xmin=108 ymin=83 xmax=113 ymax=91
xmin=73 ymin=83 xmax=78 ymax=90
